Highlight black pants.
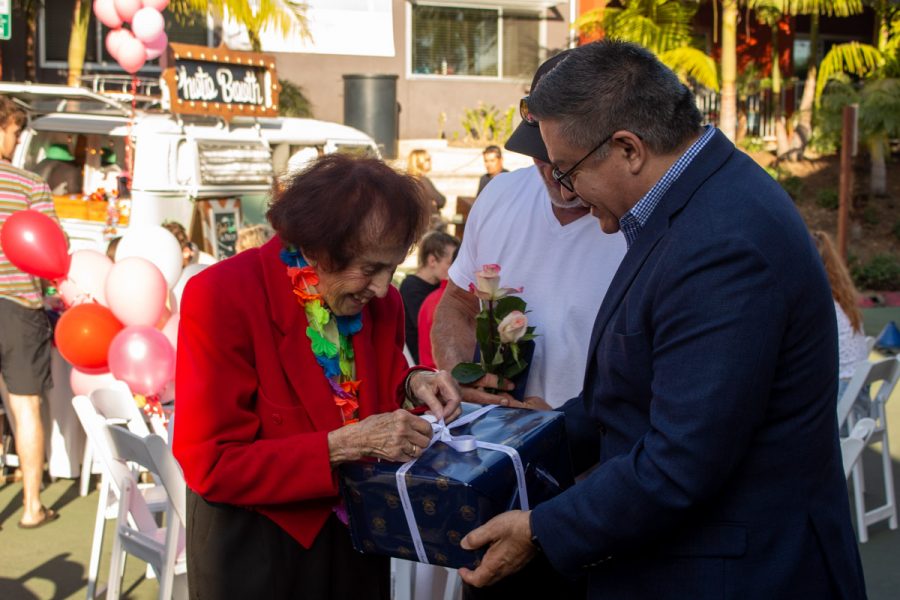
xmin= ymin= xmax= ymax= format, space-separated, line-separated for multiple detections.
xmin=186 ymin=490 xmax=389 ymax=599
xmin=462 ymin=552 xmax=586 ymax=600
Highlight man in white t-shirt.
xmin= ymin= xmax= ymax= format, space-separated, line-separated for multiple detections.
xmin=432 ymin=51 xmax=627 ymax=411
xmin=431 ymin=50 xmax=627 ymax=600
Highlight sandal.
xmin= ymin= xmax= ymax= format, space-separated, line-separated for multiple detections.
xmin=17 ymin=506 xmax=60 ymax=530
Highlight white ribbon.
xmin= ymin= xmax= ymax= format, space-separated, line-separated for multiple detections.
xmin=394 ymin=404 xmax=529 ymax=564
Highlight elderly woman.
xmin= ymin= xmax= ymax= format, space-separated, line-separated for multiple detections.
xmin=173 ymin=154 xmax=462 ymax=599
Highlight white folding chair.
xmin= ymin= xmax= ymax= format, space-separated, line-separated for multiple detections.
xmin=841 ymin=418 xmax=876 ymax=479
xmin=80 ymin=382 xmax=168 ymax=496
xmin=104 ymin=425 xmax=187 ymax=600
xmin=72 ymin=386 xmax=168 ymax=599
xmin=837 ymin=356 xmax=900 ymax=542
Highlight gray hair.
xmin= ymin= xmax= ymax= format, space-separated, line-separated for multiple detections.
xmin=528 ymin=40 xmax=702 ymax=156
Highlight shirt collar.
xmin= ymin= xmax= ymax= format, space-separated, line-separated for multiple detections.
xmin=620 ymin=125 xmax=716 ymax=248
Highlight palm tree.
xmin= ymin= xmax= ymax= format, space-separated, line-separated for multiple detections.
xmin=172 ymin=0 xmax=310 ymax=52
xmin=66 ymin=0 xmax=91 ymax=86
xmin=747 ymin=0 xmax=792 ymax=155
xmin=65 ymin=1 xmax=310 ymax=85
xmin=720 ymin=0 xmax=740 ymax=140
xmin=816 ymin=16 xmax=899 ymax=195
xmin=574 ymin=0 xmax=719 ymax=90
xmin=786 ymin=0 xmax=864 ymax=157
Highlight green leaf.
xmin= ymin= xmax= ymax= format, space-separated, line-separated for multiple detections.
xmin=492 ymin=348 xmax=505 ymax=366
xmin=306 ymin=327 xmax=337 ymax=357
xmin=452 ymin=362 xmax=486 ymax=384
xmin=503 ymin=360 xmax=528 ymax=379
xmin=494 ymin=296 xmax=527 ymax=320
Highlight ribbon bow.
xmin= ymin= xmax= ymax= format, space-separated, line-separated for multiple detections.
xmin=395 ymin=404 xmax=529 ymax=564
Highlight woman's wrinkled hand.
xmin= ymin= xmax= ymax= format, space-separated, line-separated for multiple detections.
xmin=408 ymin=369 xmax=462 ymax=423
xmin=329 ymin=409 xmax=434 ymax=464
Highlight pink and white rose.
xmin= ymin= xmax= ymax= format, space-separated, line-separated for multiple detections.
xmin=498 ymin=311 xmax=528 ymax=344
xmin=469 ymin=264 xmax=523 ymax=301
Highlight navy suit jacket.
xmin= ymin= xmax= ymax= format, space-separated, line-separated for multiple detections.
xmin=532 ymin=130 xmax=866 ymax=599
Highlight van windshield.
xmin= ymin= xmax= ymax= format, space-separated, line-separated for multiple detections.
xmin=24 ymin=131 xmax=127 ymax=197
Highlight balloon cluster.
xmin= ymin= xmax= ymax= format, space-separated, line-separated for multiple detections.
xmin=0 ymin=210 xmax=207 ymax=399
xmin=94 ymin=0 xmax=170 ymax=74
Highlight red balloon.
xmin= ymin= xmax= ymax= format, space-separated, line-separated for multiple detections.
xmin=55 ymin=304 xmax=124 ymax=371
xmin=0 ymin=210 xmax=70 ymax=280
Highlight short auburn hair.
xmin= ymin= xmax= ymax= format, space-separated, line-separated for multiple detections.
xmin=0 ymin=96 xmax=27 ymax=129
xmin=267 ymin=154 xmax=430 ymax=271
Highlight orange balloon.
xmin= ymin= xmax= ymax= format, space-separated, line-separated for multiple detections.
xmin=55 ymin=303 xmax=124 ymax=371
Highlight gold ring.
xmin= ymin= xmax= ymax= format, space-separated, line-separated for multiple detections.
xmin=409 ymin=442 xmax=417 ymax=456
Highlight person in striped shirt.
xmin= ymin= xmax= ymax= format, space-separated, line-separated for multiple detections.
xmin=0 ymin=95 xmax=61 ymax=529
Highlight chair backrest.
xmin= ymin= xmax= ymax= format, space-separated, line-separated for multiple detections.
xmin=105 ymin=425 xmax=187 ymax=527
xmin=841 ymin=418 xmax=877 ymax=478
xmin=837 ymin=357 xmax=900 ymax=428
xmin=90 ymin=380 xmax=151 ymax=436
xmin=72 ymin=395 xmax=158 ymax=532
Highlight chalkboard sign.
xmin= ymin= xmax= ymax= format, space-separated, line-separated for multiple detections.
xmin=163 ymin=43 xmax=280 ymax=121
xmin=193 ymin=198 xmax=242 ymax=260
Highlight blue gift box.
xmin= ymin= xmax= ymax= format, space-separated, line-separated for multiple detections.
xmin=338 ymin=403 xmax=574 ymax=570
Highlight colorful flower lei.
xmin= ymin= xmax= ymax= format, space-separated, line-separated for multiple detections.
xmin=280 ymin=247 xmax=363 ymax=425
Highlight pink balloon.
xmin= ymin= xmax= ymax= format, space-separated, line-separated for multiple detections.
xmin=70 ymin=368 xmax=116 ymax=396
xmin=108 ymin=326 xmax=176 ymax=396
xmin=142 ymin=0 xmax=170 ymax=10
xmin=144 ymin=31 xmax=168 ymax=60
xmin=94 ymin=0 xmax=123 ymax=28
xmin=105 ymin=28 xmax=132 ymax=60
xmin=116 ymin=36 xmax=147 ymax=73
xmin=132 ymin=7 xmax=164 ymax=43
xmin=59 ymin=249 xmax=113 ymax=307
xmin=161 ymin=314 xmax=179 ymax=351
xmin=113 ymin=0 xmax=142 ymax=22
xmin=105 ymin=256 xmax=167 ymax=327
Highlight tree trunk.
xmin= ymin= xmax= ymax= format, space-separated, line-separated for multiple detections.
xmin=797 ymin=13 xmax=819 ymax=133
xmin=26 ymin=5 xmax=38 ymax=81
xmin=771 ymin=27 xmax=790 ymax=157
xmin=719 ymin=0 xmax=739 ymax=141
xmin=869 ymin=136 xmax=887 ymax=196
xmin=67 ymin=0 xmax=91 ymax=87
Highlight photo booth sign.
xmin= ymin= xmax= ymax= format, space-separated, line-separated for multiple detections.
xmin=162 ymin=43 xmax=280 ymax=121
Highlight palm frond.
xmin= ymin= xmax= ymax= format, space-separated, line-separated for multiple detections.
xmin=660 ymin=48 xmax=720 ymax=91
xmin=786 ymin=0 xmax=863 ymax=17
xmin=859 ymin=78 xmax=900 ymax=138
xmin=815 ymin=42 xmax=885 ymax=104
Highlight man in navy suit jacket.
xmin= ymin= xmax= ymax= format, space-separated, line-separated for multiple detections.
xmin=458 ymin=40 xmax=867 ymax=599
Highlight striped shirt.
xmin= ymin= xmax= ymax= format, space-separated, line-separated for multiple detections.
xmin=619 ymin=125 xmax=716 ymax=248
xmin=0 ymin=161 xmax=58 ymax=308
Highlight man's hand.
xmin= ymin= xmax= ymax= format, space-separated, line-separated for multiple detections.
xmin=502 ymin=396 xmax=552 ymax=411
xmin=458 ymin=510 xmax=536 ymax=588
xmin=462 ymin=373 xmax=516 ymax=406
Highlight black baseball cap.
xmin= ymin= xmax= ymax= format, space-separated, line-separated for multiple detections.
xmin=504 ymin=49 xmax=573 ymax=163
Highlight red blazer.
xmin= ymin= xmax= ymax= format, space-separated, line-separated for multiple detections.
xmin=173 ymin=237 xmax=413 ymax=548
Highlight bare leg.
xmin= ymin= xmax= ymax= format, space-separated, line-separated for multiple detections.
xmin=7 ymin=393 xmax=46 ymax=524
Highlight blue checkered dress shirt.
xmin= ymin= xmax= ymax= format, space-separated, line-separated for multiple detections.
xmin=619 ymin=125 xmax=716 ymax=249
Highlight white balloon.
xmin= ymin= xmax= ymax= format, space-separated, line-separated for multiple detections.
xmin=172 ymin=263 xmax=208 ymax=309
xmin=115 ymin=226 xmax=184 ymax=289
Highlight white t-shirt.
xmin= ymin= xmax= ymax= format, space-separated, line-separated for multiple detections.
xmin=448 ymin=166 xmax=627 ymax=407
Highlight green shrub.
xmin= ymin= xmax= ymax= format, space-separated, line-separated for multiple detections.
xmin=780 ymin=176 xmax=804 ymax=201
xmin=764 ymin=166 xmax=780 ymax=180
xmin=739 ymin=137 xmax=766 ymax=152
xmin=852 ymin=254 xmax=900 ymax=290
xmin=460 ymin=103 xmax=515 ymax=143
xmin=816 ymin=188 xmax=839 ymax=210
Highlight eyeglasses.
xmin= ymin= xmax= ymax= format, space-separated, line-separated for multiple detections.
xmin=552 ymin=133 xmax=613 ymax=193
xmin=519 ymin=96 xmax=537 ymax=127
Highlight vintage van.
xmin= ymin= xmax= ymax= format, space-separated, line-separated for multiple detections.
xmin=1 ymin=80 xmax=378 ymax=256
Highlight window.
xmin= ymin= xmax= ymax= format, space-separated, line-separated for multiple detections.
xmin=411 ymin=5 xmax=541 ymax=79
xmin=41 ymin=2 xmax=216 ymax=71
